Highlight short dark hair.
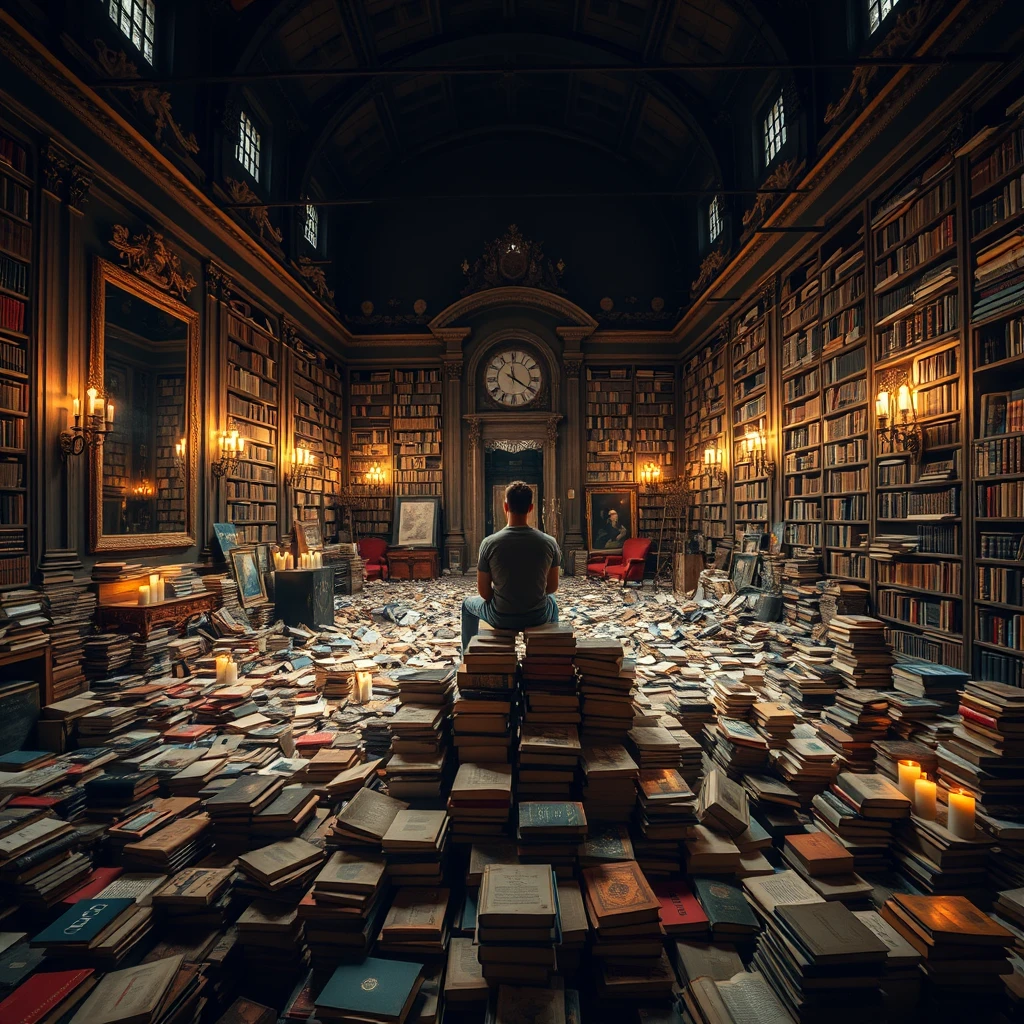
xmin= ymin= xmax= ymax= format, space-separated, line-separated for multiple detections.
xmin=505 ymin=480 xmax=533 ymax=515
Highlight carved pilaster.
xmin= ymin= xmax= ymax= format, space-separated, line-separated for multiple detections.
xmin=204 ymin=261 xmax=233 ymax=302
xmin=442 ymin=359 xmax=466 ymax=568
xmin=444 ymin=360 xmax=464 ymax=382
xmin=41 ymin=142 xmax=68 ymax=200
xmin=562 ymin=358 xmax=583 ymax=379
xmin=467 ymin=416 xmax=482 ymax=452
xmin=67 ymin=164 xmax=92 ymax=212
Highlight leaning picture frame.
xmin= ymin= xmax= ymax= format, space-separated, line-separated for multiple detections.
xmin=253 ymin=543 xmax=271 ymax=575
xmin=585 ymin=486 xmax=638 ymax=553
xmin=741 ymin=532 xmax=763 ymax=555
xmin=229 ymin=547 xmax=268 ymax=608
xmin=731 ymin=552 xmax=760 ymax=590
xmin=294 ymin=520 xmax=323 ymax=554
xmin=392 ymin=496 xmax=441 ymax=549
xmin=212 ymin=522 xmax=239 ymax=560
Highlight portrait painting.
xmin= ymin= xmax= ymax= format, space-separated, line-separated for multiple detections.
xmin=393 ymin=496 xmax=441 ymax=549
xmin=230 ymin=547 xmax=268 ymax=608
xmin=586 ymin=487 xmax=637 ymax=553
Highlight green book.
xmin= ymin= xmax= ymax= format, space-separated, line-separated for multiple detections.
xmin=691 ymin=878 xmax=758 ymax=934
xmin=316 ymin=957 xmax=424 ymax=1022
xmin=517 ymin=801 xmax=587 ymax=833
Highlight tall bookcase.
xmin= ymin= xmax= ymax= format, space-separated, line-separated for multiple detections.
xmin=154 ymin=372 xmax=186 ymax=533
xmin=731 ymin=303 xmax=770 ymax=542
xmin=348 ymin=369 xmax=393 ymax=537
xmin=870 ymin=152 xmax=965 ymax=668
xmin=393 ymin=369 xmax=443 ymax=498
xmin=780 ymin=254 xmax=822 ymax=554
xmin=585 ymin=367 xmax=634 ymax=484
xmin=635 ymin=367 xmax=677 ymax=547
xmin=225 ymin=308 xmax=280 ymax=544
xmin=0 ymin=122 xmax=31 ymax=587
xmin=969 ymin=117 xmax=1024 ymax=686
xmin=684 ymin=338 xmax=728 ymax=556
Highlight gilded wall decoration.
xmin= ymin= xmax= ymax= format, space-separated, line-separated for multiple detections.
xmin=225 ymin=177 xmax=283 ymax=243
xmin=109 ymin=225 xmax=196 ymax=301
xmin=461 ymin=224 xmax=566 ymax=295
xmin=825 ymin=0 xmax=929 ymax=127
xmin=94 ymin=40 xmax=199 ymax=156
xmin=690 ymin=249 xmax=726 ymax=299
xmin=742 ymin=159 xmax=799 ymax=230
xmin=295 ymin=257 xmax=335 ymax=304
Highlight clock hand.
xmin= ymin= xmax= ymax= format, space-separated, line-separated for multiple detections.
xmin=508 ymin=367 xmax=527 ymax=388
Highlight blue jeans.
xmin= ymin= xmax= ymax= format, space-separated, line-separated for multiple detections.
xmin=461 ymin=594 xmax=559 ymax=650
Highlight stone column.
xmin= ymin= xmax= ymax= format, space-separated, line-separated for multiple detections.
xmin=556 ymin=326 xmax=593 ymax=571
xmin=543 ymin=415 xmax=561 ymax=526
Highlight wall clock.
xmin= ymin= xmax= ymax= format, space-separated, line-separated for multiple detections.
xmin=484 ymin=349 xmax=543 ymax=408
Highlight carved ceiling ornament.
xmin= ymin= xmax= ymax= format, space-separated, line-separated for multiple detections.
xmin=691 ymin=248 xmax=726 ymax=299
xmin=295 ymin=256 xmax=335 ymax=304
xmin=742 ymin=158 xmax=800 ymax=230
xmin=94 ymin=40 xmax=199 ymax=156
xmin=461 ymin=224 xmax=566 ymax=296
xmin=225 ymin=177 xmax=283 ymax=244
xmin=110 ymin=225 xmax=196 ymax=301
xmin=824 ymin=0 xmax=929 ymax=127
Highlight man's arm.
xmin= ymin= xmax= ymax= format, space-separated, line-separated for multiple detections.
xmin=477 ymin=571 xmax=493 ymax=601
xmin=545 ymin=565 xmax=559 ymax=594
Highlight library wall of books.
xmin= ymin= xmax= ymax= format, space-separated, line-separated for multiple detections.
xmin=4 ymin=3 xmax=1024 ymax=1023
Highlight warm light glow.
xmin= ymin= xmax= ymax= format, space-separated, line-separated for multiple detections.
xmin=875 ymin=391 xmax=889 ymax=419
xmin=72 ymin=397 xmax=80 ymax=419
xmin=291 ymin=448 xmax=314 ymax=468
xmin=87 ymin=387 xmax=98 ymax=416
xmin=897 ymin=383 xmax=911 ymax=413
xmin=365 ymin=462 xmax=387 ymax=488
xmin=639 ymin=461 xmax=662 ymax=486
xmin=106 ymin=402 xmax=114 ymax=424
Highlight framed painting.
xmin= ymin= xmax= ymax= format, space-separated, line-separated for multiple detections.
xmin=213 ymin=522 xmax=239 ymax=560
xmin=732 ymin=552 xmax=760 ymax=591
xmin=230 ymin=547 xmax=268 ymax=608
xmin=294 ymin=519 xmax=323 ymax=554
xmin=741 ymin=532 xmax=764 ymax=555
xmin=253 ymin=543 xmax=271 ymax=575
xmin=585 ymin=486 xmax=638 ymax=553
xmin=392 ymin=496 xmax=441 ymax=549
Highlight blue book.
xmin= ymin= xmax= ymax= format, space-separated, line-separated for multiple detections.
xmin=0 ymin=750 xmax=50 ymax=769
xmin=31 ymin=898 xmax=135 ymax=947
xmin=316 ymin=957 xmax=423 ymax=1022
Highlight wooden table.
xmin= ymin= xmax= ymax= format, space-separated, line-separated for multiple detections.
xmin=97 ymin=592 xmax=219 ymax=638
xmin=387 ymin=548 xmax=440 ymax=580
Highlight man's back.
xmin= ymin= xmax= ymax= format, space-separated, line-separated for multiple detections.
xmin=478 ymin=526 xmax=559 ymax=616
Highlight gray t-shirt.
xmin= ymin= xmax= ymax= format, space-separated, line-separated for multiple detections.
xmin=477 ymin=527 xmax=560 ymax=616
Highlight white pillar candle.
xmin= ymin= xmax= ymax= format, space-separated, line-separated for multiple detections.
xmin=915 ymin=775 xmax=937 ymax=820
xmin=948 ymin=788 xmax=976 ymax=838
xmin=353 ymin=673 xmax=372 ymax=703
xmin=149 ymin=573 xmax=160 ymax=593
xmin=156 ymin=579 xmax=165 ymax=602
xmin=215 ymin=654 xmax=231 ymax=685
xmin=286 ymin=553 xmax=294 ymax=570
xmin=897 ymin=760 xmax=921 ymax=800
xmin=226 ymin=661 xmax=238 ymax=686
xmin=138 ymin=584 xmax=150 ymax=606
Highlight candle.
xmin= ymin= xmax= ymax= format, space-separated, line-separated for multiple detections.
xmin=915 ymin=774 xmax=937 ymax=820
xmin=285 ymin=553 xmax=294 ymax=570
xmin=226 ymin=661 xmax=238 ymax=686
xmin=72 ymin=397 xmax=80 ymax=420
xmin=215 ymin=654 xmax=231 ymax=685
xmin=107 ymin=402 xmax=114 ymax=424
xmin=875 ymin=392 xmax=889 ymax=419
xmin=149 ymin=573 xmax=160 ymax=592
xmin=87 ymin=387 xmax=98 ymax=416
xmin=948 ymin=788 xmax=976 ymax=838
xmin=897 ymin=383 xmax=911 ymax=413
xmin=157 ymin=578 xmax=165 ymax=602
xmin=138 ymin=584 xmax=150 ymax=606
xmin=897 ymin=759 xmax=921 ymax=800
xmin=353 ymin=671 xmax=372 ymax=703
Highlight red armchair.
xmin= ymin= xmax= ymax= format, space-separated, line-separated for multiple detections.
xmin=589 ymin=538 xmax=652 ymax=584
xmin=358 ymin=538 xmax=389 ymax=581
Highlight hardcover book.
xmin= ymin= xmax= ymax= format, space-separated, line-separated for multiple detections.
xmin=315 ymin=957 xmax=423 ymax=1022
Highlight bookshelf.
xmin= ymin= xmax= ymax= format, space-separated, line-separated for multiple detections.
xmin=690 ymin=338 xmax=729 ymax=556
xmin=635 ymin=367 xmax=677 ymax=548
xmin=290 ymin=347 xmax=328 ymax=530
xmin=819 ymin=218 xmax=870 ymax=583
xmin=393 ymin=369 xmax=443 ymax=498
xmin=585 ymin=367 xmax=633 ymax=484
xmin=348 ymin=369 xmax=394 ymax=538
xmin=0 ymin=122 xmax=31 ymax=588
xmin=780 ymin=254 xmax=822 ymax=556
xmin=154 ymin=373 xmax=186 ymax=533
xmin=731 ymin=303 xmax=770 ymax=542
xmin=869 ymin=152 xmax=965 ymax=669
xmin=225 ymin=309 xmax=280 ymax=544
xmin=969 ymin=116 xmax=1024 ymax=686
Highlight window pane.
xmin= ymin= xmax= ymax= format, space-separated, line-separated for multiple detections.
xmin=304 ymin=204 xmax=319 ymax=248
xmin=235 ymin=111 xmax=261 ymax=182
xmin=709 ymin=197 xmax=722 ymax=242
xmin=869 ymin=0 xmax=898 ymax=33
xmin=107 ymin=0 xmax=156 ymax=65
xmin=763 ymin=93 xmax=787 ymax=166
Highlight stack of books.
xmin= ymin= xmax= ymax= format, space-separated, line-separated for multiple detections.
xmin=31 ymin=896 xmax=154 ymax=968
xmin=151 ymin=865 xmax=233 ymax=930
xmin=119 ymin=812 xmax=213 ymax=874
xmin=299 ymin=851 xmax=389 ymax=967
xmin=752 ymin=700 xmax=797 ymax=749
xmin=625 ymin=723 xmax=686 ymax=772
xmin=446 ymin=763 xmax=513 ymax=844
xmin=385 ymin=704 xmax=447 ymax=798
xmin=880 ymin=893 xmax=1014 ymax=1000
xmin=380 ymin=749 xmax=447 ymax=801
xmin=314 ymin=957 xmax=425 ymax=1024
xmin=691 ymin=876 xmax=759 ymax=944
xmin=377 ymin=886 xmax=450 ymax=959
xmin=516 ymin=800 xmax=587 ymax=878
xmin=575 ymin=638 xmax=636 ymax=738
xmin=774 ymin=734 xmax=841 ymax=805
xmin=828 ymin=615 xmax=895 ymax=689
xmin=704 ymin=717 xmax=770 ymax=779
xmin=69 ymin=954 xmax=206 ymax=1024
xmin=450 ymin=685 xmax=514 ymax=765
xmin=329 ymin=788 xmax=408 ymax=851
xmin=697 ymin=768 xmax=750 ymax=837
xmin=517 ymin=724 xmax=581 ymax=800
xmin=236 ymin=837 xmax=324 ymax=902
xmin=782 ymin=830 xmax=873 ymax=904
xmin=476 ymin=863 xmax=559 ymax=985
xmin=252 ymin=784 xmax=320 ymax=840
xmin=519 ymin=625 xmax=579 ymax=733
xmin=581 ymin=742 xmax=638 ymax=823
xmin=205 ymin=775 xmax=285 ymax=852
xmin=819 ymin=689 xmax=891 ymax=771
xmin=381 ymin=809 xmax=449 ymax=886
xmin=811 ymin=787 xmax=895 ymax=873
xmin=442 ymin=936 xmax=488 ymax=1012
xmin=235 ymin=901 xmax=307 ymax=977
xmin=853 ymin=908 xmax=923 ymax=1011
xmin=892 ymin=661 xmax=968 ymax=709
xmin=634 ymin=768 xmax=698 ymax=877
xmin=394 ymin=666 xmax=456 ymax=711
xmin=462 ymin=631 xmax=517 ymax=677
xmin=891 ymin=811 xmax=993 ymax=899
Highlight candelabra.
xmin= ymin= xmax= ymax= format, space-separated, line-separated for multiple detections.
xmin=638 ymin=461 xmax=663 ymax=490
xmin=129 ymin=478 xmax=155 ymax=498
xmin=742 ymin=425 xmax=775 ymax=477
xmin=702 ymin=445 xmax=726 ymax=484
xmin=211 ymin=426 xmax=245 ymax=479
xmin=364 ymin=462 xmax=388 ymax=492
xmin=173 ymin=436 xmax=187 ymax=482
xmin=285 ymin=445 xmax=316 ymax=487
xmin=875 ymin=375 xmax=921 ymax=459
xmin=59 ymin=387 xmax=114 ymax=459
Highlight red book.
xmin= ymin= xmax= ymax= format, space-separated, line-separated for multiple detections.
xmin=164 ymin=723 xmax=214 ymax=741
xmin=652 ymin=881 xmax=709 ymax=935
xmin=958 ymin=705 xmax=999 ymax=730
xmin=59 ymin=867 xmax=123 ymax=906
xmin=295 ymin=731 xmax=335 ymax=750
xmin=0 ymin=969 xmax=94 ymax=1024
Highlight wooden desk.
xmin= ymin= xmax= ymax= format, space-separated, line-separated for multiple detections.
xmin=387 ymin=548 xmax=440 ymax=580
xmin=97 ymin=592 xmax=219 ymax=638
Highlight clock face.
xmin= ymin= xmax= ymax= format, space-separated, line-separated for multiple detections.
xmin=485 ymin=349 xmax=542 ymax=407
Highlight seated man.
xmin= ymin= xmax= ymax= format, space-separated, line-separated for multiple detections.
xmin=461 ymin=480 xmax=560 ymax=650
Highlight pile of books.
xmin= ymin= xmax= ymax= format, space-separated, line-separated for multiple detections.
xmin=633 ymin=768 xmax=698 ymax=877
xmin=819 ymin=689 xmax=891 ymax=771
xmin=378 ymin=886 xmax=450 ymax=958
xmin=828 ymin=615 xmax=895 ymax=689
xmin=329 ymin=788 xmax=407 ymax=851
xmin=575 ymin=638 xmax=636 ymax=738
xmin=581 ymin=742 xmax=638 ymax=823
xmin=517 ymin=723 xmax=581 ymax=800
xmin=381 ymin=809 xmax=450 ymax=887
xmin=519 ymin=625 xmax=580 ymax=736
xmin=446 ymin=762 xmax=513 ymax=844
xmin=516 ymin=800 xmax=587 ymax=877
xmin=450 ymin=674 xmax=515 ymax=765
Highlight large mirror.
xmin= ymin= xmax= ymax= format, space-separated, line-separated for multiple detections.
xmin=90 ymin=257 xmax=199 ymax=551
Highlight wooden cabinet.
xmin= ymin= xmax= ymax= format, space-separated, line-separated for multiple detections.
xmin=388 ymin=549 xmax=440 ymax=580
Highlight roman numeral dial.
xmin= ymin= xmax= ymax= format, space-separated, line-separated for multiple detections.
xmin=485 ymin=350 xmax=542 ymax=408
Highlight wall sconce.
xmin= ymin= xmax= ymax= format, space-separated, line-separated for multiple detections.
xmin=285 ymin=445 xmax=315 ymax=487
xmin=639 ymin=461 xmax=662 ymax=490
xmin=702 ymin=446 xmax=726 ymax=484
xmin=173 ymin=436 xmax=187 ymax=481
xmin=364 ymin=462 xmax=388 ymax=492
xmin=875 ymin=374 xmax=921 ymax=459
xmin=129 ymin=478 xmax=155 ymax=498
xmin=59 ymin=388 xmax=113 ymax=459
xmin=743 ymin=425 xmax=775 ymax=477
xmin=211 ymin=426 xmax=245 ymax=479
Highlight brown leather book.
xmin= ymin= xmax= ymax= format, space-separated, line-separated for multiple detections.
xmin=581 ymin=860 xmax=660 ymax=928
xmin=785 ymin=831 xmax=856 ymax=876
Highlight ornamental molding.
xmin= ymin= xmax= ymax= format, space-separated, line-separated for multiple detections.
xmin=741 ymin=159 xmax=800 ymax=231
xmin=295 ymin=256 xmax=335 ymax=305
xmin=443 ymin=361 xmax=464 ymax=382
xmin=690 ymin=248 xmax=726 ymax=299
xmin=225 ymin=177 xmax=282 ymax=244
xmin=109 ymin=224 xmax=196 ymax=301
xmin=461 ymin=224 xmax=566 ymax=295
xmin=430 ymin=286 xmax=598 ymax=330
xmin=484 ymin=439 xmax=543 ymax=453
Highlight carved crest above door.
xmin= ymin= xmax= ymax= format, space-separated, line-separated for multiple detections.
xmin=461 ymin=224 xmax=566 ymax=296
